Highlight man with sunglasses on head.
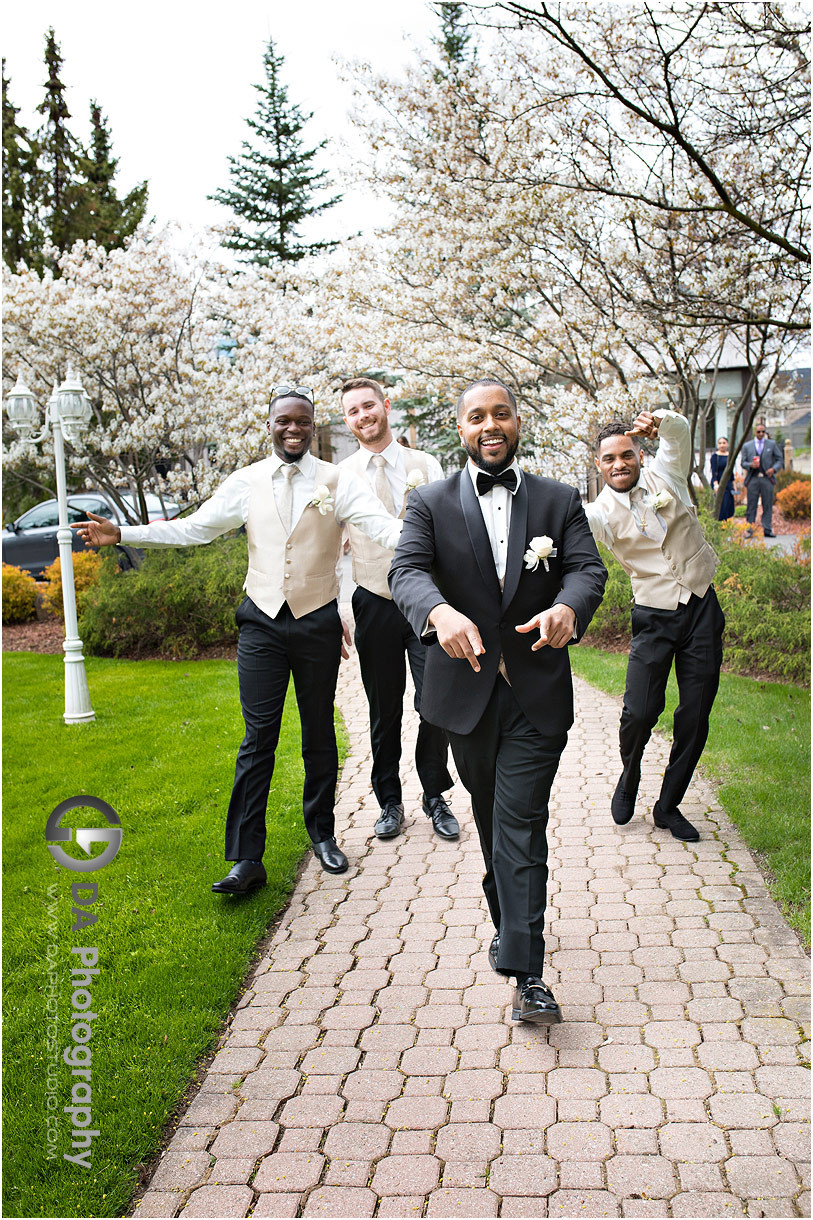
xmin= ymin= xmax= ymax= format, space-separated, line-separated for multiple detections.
xmin=76 ymin=386 xmax=402 ymax=892
xmin=740 ymin=421 xmax=783 ymax=539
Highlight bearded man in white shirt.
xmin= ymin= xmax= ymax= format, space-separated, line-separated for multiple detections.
xmin=339 ymin=377 xmax=456 ymax=843
xmin=76 ymin=388 xmax=401 ymax=892
xmin=586 ymin=410 xmax=724 ymax=843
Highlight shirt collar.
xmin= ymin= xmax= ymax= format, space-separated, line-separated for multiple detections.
xmin=270 ymin=450 xmax=315 ymax=477
xmin=362 ymin=438 xmax=400 ymax=469
xmin=467 ymin=457 xmax=522 ymax=497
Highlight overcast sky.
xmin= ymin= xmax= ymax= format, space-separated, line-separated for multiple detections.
xmin=4 ymin=0 xmax=439 ymax=239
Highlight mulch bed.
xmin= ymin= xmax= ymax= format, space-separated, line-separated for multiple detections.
xmin=2 ymin=618 xmax=238 ymax=660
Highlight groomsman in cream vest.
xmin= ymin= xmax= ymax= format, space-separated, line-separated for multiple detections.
xmin=339 ymin=377 xmax=457 ymax=842
xmin=586 ymin=409 xmax=724 ymax=842
xmin=76 ymin=387 xmax=402 ymax=892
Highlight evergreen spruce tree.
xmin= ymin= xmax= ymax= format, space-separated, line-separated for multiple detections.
xmin=36 ymin=27 xmax=82 ymax=262
xmin=210 ymin=36 xmax=340 ymax=265
xmin=75 ymin=102 xmax=148 ymax=249
xmin=435 ymin=2 xmax=473 ymax=67
xmin=401 ymin=4 xmax=477 ymax=467
xmin=3 ymin=63 xmax=44 ymax=272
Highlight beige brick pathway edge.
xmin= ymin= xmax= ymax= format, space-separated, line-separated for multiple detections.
xmin=134 ymin=635 xmax=810 ymax=1220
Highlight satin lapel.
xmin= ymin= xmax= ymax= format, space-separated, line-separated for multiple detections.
xmin=501 ymin=475 xmax=529 ymax=609
xmin=459 ymin=471 xmax=502 ymax=599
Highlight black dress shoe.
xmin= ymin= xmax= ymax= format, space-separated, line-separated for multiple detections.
xmin=312 ymin=837 xmax=349 ymax=873
xmin=422 ymin=794 xmax=459 ymax=840
xmin=374 ymin=802 xmax=404 ymax=839
xmin=211 ymin=859 xmax=267 ymax=894
xmin=763 ymin=531 xmax=776 ymax=538
xmin=511 ymin=976 xmax=562 ymax=1025
xmin=487 ymin=933 xmax=500 ymax=973
xmin=652 ymin=803 xmax=700 ymax=842
xmin=611 ymin=777 xmax=636 ymax=825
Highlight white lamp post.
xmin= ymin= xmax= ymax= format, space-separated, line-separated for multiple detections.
xmin=6 ymin=369 xmax=95 ymax=724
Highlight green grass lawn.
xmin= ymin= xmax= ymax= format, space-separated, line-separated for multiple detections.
xmin=571 ymin=645 xmax=811 ymax=945
xmin=2 ymin=652 xmax=345 ymax=1219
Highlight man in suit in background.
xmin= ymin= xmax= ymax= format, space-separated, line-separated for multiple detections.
xmin=741 ymin=421 xmax=783 ymax=538
xmin=389 ymin=378 xmax=606 ymax=1025
xmin=339 ymin=377 xmax=456 ymax=842
xmin=77 ymin=387 xmax=402 ymax=892
xmin=586 ymin=409 xmax=724 ymax=843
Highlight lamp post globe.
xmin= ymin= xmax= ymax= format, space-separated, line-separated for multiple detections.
xmin=6 ymin=376 xmax=39 ymax=439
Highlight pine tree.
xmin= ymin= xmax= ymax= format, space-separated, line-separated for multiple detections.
xmin=2 ymin=63 xmax=44 ymax=272
xmin=210 ymin=36 xmax=340 ymax=265
xmin=435 ymin=2 xmax=473 ymax=66
xmin=36 ymin=27 xmax=82 ymax=262
xmin=75 ymin=102 xmax=148 ymax=249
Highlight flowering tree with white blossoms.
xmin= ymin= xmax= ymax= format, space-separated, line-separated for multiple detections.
xmin=337 ymin=2 xmax=808 ymax=500
xmin=3 ymin=228 xmax=346 ymax=520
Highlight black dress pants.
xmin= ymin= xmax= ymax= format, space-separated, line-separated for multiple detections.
xmin=448 ymin=677 xmax=567 ymax=978
xmin=352 ymin=586 xmax=452 ymax=807
xmin=225 ymin=597 xmax=343 ymax=860
xmin=620 ymin=588 xmax=724 ymax=811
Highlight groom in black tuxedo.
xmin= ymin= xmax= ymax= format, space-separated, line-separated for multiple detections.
xmin=389 ymin=379 xmax=606 ymax=1024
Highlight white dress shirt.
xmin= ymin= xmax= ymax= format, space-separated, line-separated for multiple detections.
xmin=356 ymin=438 xmax=445 ymax=503
xmin=467 ymin=458 xmax=522 ymax=583
xmin=119 ymin=451 xmax=402 ymax=550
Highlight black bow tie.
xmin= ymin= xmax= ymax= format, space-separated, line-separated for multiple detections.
xmin=476 ymin=468 xmax=517 ymax=496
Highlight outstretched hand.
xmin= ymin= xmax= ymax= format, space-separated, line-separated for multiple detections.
xmin=72 ymin=511 xmax=121 ymax=547
xmin=516 ymin=604 xmax=576 ymax=651
xmin=626 ymin=410 xmax=659 ymax=440
xmin=428 ymin=603 xmax=485 ymax=672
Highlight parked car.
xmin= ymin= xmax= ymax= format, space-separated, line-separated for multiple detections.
xmin=2 ymin=492 xmax=180 ymax=578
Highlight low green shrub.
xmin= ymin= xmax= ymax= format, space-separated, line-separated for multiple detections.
xmin=79 ymin=534 xmax=248 ymax=658
xmin=2 ymin=563 xmax=39 ymax=624
xmin=582 ymin=543 xmax=633 ymax=640
xmin=583 ymin=507 xmax=811 ymax=685
xmin=40 ymin=550 xmax=103 ymax=620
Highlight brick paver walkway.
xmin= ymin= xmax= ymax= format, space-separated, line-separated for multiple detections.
xmin=135 ymin=642 xmax=810 ymax=1219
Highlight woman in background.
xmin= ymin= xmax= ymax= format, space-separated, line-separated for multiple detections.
xmin=710 ymin=436 xmax=736 ymax=521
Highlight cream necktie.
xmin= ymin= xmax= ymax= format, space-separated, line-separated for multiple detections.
xmin=372 ymin=454 xmax=396 ymax=515
xmin=277 ymin=462 xmax=298 ymax=533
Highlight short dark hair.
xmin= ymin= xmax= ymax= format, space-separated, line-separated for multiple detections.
xmin=594 ymin=419 xmax=638 ymax=454
xmin=341 ymin=377 xmax=386 ymax=405
xmin=456 ymin=378 xmax=517 ymax=420
xmin=268 ymin=391 xmax=314 ymax=415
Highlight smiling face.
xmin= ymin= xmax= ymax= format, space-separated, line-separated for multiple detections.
xmin=342 ymin=385 xmax=392 ymax=451
xmin=595 ymin=433 xmax=642 ymax=494
xmin=457 ymin=384 xmax=520 ymax=473
xmin=267 ymin=396 xmax=315 ymax=463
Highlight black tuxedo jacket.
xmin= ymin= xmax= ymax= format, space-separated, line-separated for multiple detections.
xmin=388 ymin=469 xmax=607 ymax=737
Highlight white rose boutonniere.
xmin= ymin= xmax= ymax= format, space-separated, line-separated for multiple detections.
xmin=406 ymin=469 xmax=426 ymax=491
xmin=523 ymin=535 xmax=557 ymax=573
xmin=650 ymin=489 xmax=673 ymax=512
xmin=310 ymin=484 xmax=334 ymax=515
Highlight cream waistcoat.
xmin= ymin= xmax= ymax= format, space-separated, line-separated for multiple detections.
xmin=597 ymin=469 xmax=718 ymax=610
xmin=244 ymin=458 xmax=342 ymax=619
xmin=344 ymin=449 xmax=431 ymax=599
